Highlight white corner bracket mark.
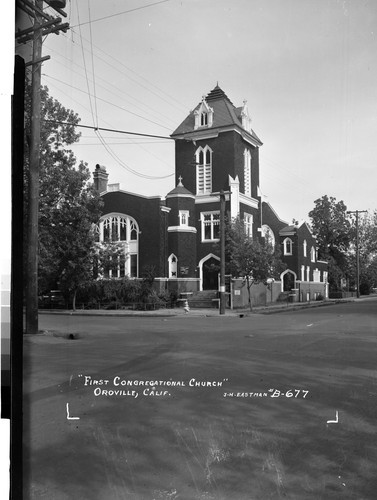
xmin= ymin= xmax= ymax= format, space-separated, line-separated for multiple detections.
xmin=327 ymin=410 xmax=339 ymax=424
xmin=66 ymin=403 xmax=80 ymax=420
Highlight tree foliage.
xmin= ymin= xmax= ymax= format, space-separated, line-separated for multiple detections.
xmin=225 ymin=217 xmax=286 ymax=309
xmin=309 ymin=195 xmax=352 ymax=291
xmin=24 ymin=82 xmax=103 ymax=306
xmin=349 ymin=210 xmax=377 ymax=293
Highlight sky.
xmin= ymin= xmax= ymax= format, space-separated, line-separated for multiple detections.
xmin=14 ymin=0 xmax=377 ymax=223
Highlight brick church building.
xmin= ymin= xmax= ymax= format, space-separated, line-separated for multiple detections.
xmin=93 ymin=86 xmax=328 ymax=305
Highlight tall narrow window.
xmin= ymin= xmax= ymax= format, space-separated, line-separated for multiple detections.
xmin=310 ymin=246 xmax=316 ymax=262
xmin=283 ymin=238 xmax=293 ymax=255
xmin=196 ymin=145 xmax=212 ymax=194
xmin=243 ymin=149 xmax=251 ymax=197
xmin=244 ymin=213 xmax=253 ymax=238
xmin=130 ymin=254 xmax=138 ymax=278
xmin=303 ymin=239 xmax=307 ymax=257
xmin=261 ymin=224 xmax=275 ymax=248
xmin=179 ymin=210 xmax=189 ymax=226
xmin=168 ymin=254 xmax=178 ymax=278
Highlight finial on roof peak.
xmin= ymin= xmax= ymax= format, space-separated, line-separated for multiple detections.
xmin=178 ymin=175 xmax=183 ymax=186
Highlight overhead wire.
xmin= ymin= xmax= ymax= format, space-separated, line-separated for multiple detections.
xmin=67 ymin=26 xmax=188 ymax=114
xmin=95 ymin=129 xmax=174 ymax=180
xmin=70 ymin=0 xmax=171 ymax=29
xmin=42 ymin=43 xmax=178 ymax=127
xmin=75 ymin=1 xmax=96 ymax=129
xmin=43 ymin=74 xmax=173 ymax=130
xmin=87 ymin=0 xmax=99 ymax=129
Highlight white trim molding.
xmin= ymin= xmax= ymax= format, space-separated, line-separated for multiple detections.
xmin=167 ymin=226 xmax=197 ymax=233
xmin=239 ymin=193 xmax=259 ymax=210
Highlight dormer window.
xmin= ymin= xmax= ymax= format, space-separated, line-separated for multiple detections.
xmin=194 ymin=97 xmax=214 ymax=129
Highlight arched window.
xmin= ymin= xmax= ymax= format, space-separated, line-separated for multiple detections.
xmin=303 ymin=239 xmax=307 ymax=257
xmin=200 ymin=112 xmax=208 ymax=126
xmin=283 ymin=237 xmax=293 ymax=255
xmin=310 ymin=246 xmax=316 ymax=262
xmin=195 ymin=145 xmax=212 ymax=194
xmin=98 ymin=213 xmax=139 ymax=278
xmin=261 ymin=224 xmax=275 ymax=248
xmin=168 ymin=254 xmax=178 ymax=278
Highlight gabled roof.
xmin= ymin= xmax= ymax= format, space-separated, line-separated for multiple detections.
xmin=171 ymin=85 xmax=262 ymax=145
xmin=279 ymin=225 xmax=297 ymax=236
xmin=279 ymin=221 xmax=316 ymax=238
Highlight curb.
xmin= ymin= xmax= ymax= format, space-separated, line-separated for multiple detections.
xmin=37 ymin=299 xmax=346 ymax=318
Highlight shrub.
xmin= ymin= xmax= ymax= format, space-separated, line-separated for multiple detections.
xmin=359 ymin=282 xmax=371 ymax=295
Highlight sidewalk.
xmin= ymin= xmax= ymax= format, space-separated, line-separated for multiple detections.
xmin=38 ymin=297 xmax=361 ymax=318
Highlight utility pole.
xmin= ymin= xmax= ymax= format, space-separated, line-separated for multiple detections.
xmin=16 ymin=1 xmax=68 ymax=334
xmin=347 ymin=209 xmax=367 ymax=298
xmin=26 ymin=0 xmax=43 ymax=335
xmin=211 ymin=190 xmax=230 ymax=315
xmin=219 ymin=190 xmax=226 ymax=315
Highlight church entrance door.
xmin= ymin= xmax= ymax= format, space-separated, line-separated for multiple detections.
xmin=202 ymin=257 xmax=219 ymax=290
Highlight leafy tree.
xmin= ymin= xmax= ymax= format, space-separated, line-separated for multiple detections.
xmin=350 ymin=210 xmax=377 ymax=293
xmin=309 ymin=195 xmax=352 ymax=291
xmin=225 ymin=217 xmax=286 ymax=310
xmin=95 ymin=241 xmax=126 ymax=279
xmin=24 ymin=82 xmax=103 ymax=308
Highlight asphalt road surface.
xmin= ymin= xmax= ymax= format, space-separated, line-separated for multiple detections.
xmin=23 ymin=299 xmax=377 ymax=499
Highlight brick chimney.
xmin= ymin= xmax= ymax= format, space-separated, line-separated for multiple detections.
xmin=93 ymin=164 xmax=109 ymax=193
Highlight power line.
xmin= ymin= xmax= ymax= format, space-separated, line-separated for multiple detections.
xmin=43 ymin=74 xmax=172 ymax=130
xmin=87 ymin=0 xmax=99 ymax=128
xmin=42 ymin=44 xmax=178 ymax=126
xmin=42 ymin=119 xmax=174 ymax=140
xmin=70 ymin=0 xmax=171 ymax=28
xmin=75 ymin=1 xmax=96 ymax=128
xmin=95 ymin=130 xmax=174 ymax=180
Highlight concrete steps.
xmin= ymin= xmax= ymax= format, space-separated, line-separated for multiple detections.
xmin=186 ymin=290 xmax=219 ymax=309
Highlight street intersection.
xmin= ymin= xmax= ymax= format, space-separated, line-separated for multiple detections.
xmin=23 ymin=298 xmax=377 ymax=499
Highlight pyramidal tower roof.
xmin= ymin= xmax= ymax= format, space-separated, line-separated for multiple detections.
xmin=171 ymin=85 xmax=262 ymax=146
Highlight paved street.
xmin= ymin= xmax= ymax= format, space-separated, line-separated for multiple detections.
xmin=23 ymin=299 xmax=377 ymax=499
